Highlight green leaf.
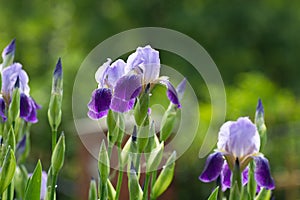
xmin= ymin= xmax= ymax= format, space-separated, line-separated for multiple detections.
xmin=151 ymin=151 xmax=176 ymax=199
xmin=128 ymin=163 xmax=143 ymax=200
xmin=107 ymin=179 xmax=116 ymax=200
xmin=255 ymin=188 xmax=271 ymax=200
xmin=207 ymin=186 xmax=219 ymax=200
xmin=160 ymin=106 xmax=177 ymax=141
xmin=24 ymin=160 xmax=42 ymax=200
xmin=88 ymin=179 xmax=97 ymax=200
xmin=146 ymin=142 xmax=164 ymax=172
xmin=6 ymin=127 xmax=16 ymax=151
xmin=0 ymin=147 xmax=16 ymax=194
xmin=14 ymin=165 xmax=28 ymax=199
xmin=229 ymin=182 xmax=241 ymax=200
xmin=98 ymin=140 xmax=110 ymax=181
xmin=247 ymin=161 xmax=256 ymax=199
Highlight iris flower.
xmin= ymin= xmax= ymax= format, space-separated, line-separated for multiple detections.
xmin=0 ymin=41 xmax=41 ymax=123
xmin=88 ymin=45 xmax=181 ymax=119
xmin=199 ymin=117 xmax=275 ymax=190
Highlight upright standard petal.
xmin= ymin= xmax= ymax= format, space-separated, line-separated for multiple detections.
xmin=227 ymin=117 xmax=260 ymax=158
xmin=95 ymin=59 xmax=112 ymax=87
xmin=217 ymin=121 xmax=233 ymax=151
xmin=1 ymin=63 xmax=30 ymax=97
xmin=253 ymin=156 xmax=275 ymax=190
xmin=110 ymin=74 xmax=142 ymax=113
xmin=199 ymin=152 xmax=224 ymax=182
xmin=87 ymin=88 xmax=112 ymax=119
xmin=106 ymin=59 xmax=126 ymax=88
xmin=176 ymin=78 xmax=187 ymax=101
xmin=126 ymin=45 xmax=160 ymax=84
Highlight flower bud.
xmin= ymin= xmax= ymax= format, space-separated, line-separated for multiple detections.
xmin=6 ymin=126 xmax=16 ymax=151
xmin=8 ymin=80 xmax=20 ymax=125
xmin=51 ymin=133 xmax=65 ymax=174
xmin=128 ymin=162 xmax=143 ymax=200
xmin=14 ymin=165 xmax=28 ymax=199
xmin=1 ymin=39 xmax=15 ymax=69
xmin=107 ymin=179 xmax=116 ymax=200
xmin=88 ymin=178 xmax=97 ymax=200
xmin=137 ymin=115 xmax=149 ymax=153
xmin=48 ymin=59 xmax=63 ymax=131
xmin=255 ymin=99 xmax=267 ymax=151
xmin=106 ymin=110 xmax=118 ymax=144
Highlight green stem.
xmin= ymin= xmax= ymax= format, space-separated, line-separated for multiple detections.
xmin=151 ymin=170 xmax=157 ymax=189
xmin=108 ymin=141 xmax=113 ymax=158
xmin=142 ymin=173 xmax=151 ymax=200
xmin=115 ymin=145 xmax=123 ymax=200
xmin=50 ymin=173 xmax=58 ymax=200
xmin=52 ymin=129 xmax=57 ymax=152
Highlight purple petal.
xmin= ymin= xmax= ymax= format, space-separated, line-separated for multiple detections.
xmin=221 ymin=163 xmax=231 ymax=191
xmin=227 ymin=117 xmax=260 ymax=158
xmin=217 ymin=121 xmax=233 ymax=151
xmin=126 ymin=45 xmax=160 ymax=83
xmin=160 ymin=79 xmax=181 ymax=108
xmin=95 ymin=59 xmax=112 ymax=87
xmin=87 ymin=88 xmax=112 ymax=119
xmin=2 ymin=39 xmax=15 ymax=59
xmin=254 ymin=156 xmax=275 ymax=190
xmin=110 ymin=74 xmax=141 ymax=113
xmin=256 ymin=99 xmax=264 ymax=116
xmin=1 ymin=63 xmax=30 ymax=97
xmin=54 ymin=58 xmax=62 ymax=79
xmin=0 ymin=96 xmax=6 ymax=122
xmin=221 ymin=163 xmax=249 ymax=191
xmin=199 ymin=152 xmax=224 ymax=182
xmin=41 ymin=171 xmax=48 ymax=200
xmin=106 ymin=59 xmax=126 ymax=88
xmin=20 ymin=95 xmax=41 ymax=123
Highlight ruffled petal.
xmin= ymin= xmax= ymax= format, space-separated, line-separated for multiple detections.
xmin=110 ymin=74 xmax=141 ymax=113
xmin=87 ymin=88 xmax=112 ymax=119
xmin=254 ymin=156 xmax=275 ymax=190
xmin=95 ymin=59 xmax=112 ymax=87
xmin=106 ymin=59 xmax=126 ymax=88
xmin=126 ymin=45 xmax=160 ymax=84
xmin=228 ymin=117 xmax=260 ymax=158
xmin=199 ymin=152 xmax=224 ymax=182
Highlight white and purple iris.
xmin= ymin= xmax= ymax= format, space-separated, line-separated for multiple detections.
xmin=88 ymin=45 xmax=181 ymax=119
xmin=199 ymin=117 xmax=275 ymax=191
xmin=0 ymin=40 xmax=41 ymax=123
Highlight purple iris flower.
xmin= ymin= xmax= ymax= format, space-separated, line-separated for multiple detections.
xmin=199 ymin=117 xmax=275 ymax=190
xmin=1 ymin=63 xmax=41 ymax=123
xmin=28 ymin=171 xmax=47 ymax=200
xmin=126 ymin=45 xmax=181 ymax=108
xmin=87 ymin=45 xmax=182 ymax=120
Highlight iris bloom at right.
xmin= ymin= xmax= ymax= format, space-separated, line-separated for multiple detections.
xmin=199 ymin=117 xmax=275 ymax=190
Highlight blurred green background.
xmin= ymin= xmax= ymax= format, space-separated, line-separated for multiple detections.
xmin=1 ymin=0 xmax=300 ymax=199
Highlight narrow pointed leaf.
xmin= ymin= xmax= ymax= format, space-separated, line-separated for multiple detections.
xmin=24 ymin=160 xmax=42 ymax=200
xmin=255 ymin=188 xmax=271 ymax=200
xmin=0 ymin=147 xmax=16 ymax=193
xmin=207 ymin=186 xmax=219 ymax=200
xmin=88 ymin=179 xmax=97 ymax=200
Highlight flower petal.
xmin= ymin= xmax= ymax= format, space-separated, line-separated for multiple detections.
xmin=126 ymin=45 xmax=160 ymax=84
xmin=159 ymin=79 xmax=181 ymax=108
xmin=0 ymin=96 xmax=6 ymax=122
xmin=95 ymin=59 xmax=112 ymax=87
xmin=176 ymin=78 xmax=187 ymax=101
xmin=20 ymin=95 xmax=41 ymax=123
xmin=106 ymin=59 xmax=126 ymax=88
xmin=110 ymin=74 xmax=141 ymax=113
xmin=254 ymin=156 xmax=275 ymax=190
xmin=217 ymin=121 xmax=233 ymax=151
xmin=228 ymin=117 xmax=260 ymax=158
xmin=87 ymin=88 xmax=112 ymax=119
xmin=199 ymin=152 xmax=224 ymax=182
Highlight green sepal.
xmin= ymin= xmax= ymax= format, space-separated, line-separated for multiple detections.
xmin=98 ymin=140 xmax=110 ymax=181
xmin=0 ymin=146 xmax=16 ymax=193
xmin=6 ymin=126 xmax=16 ymax=151
xmin=24 ymin=160 xmax=42 ymax=200
xmin=8 ymin=88 xmax=20 ymax=125
xmin=160 ymin=105 xmax=177 ymax=141
xmin=88 ymin=178 xmax=97 ymax=200
xmin=247 ymin=160 xmax=256 ymax=199
xmin=134 ymin=87 xmax=150 ymax=126
xmin=48 ymin=94 xmax=62 ymax=131
xmin=107 ymin=179 xmax=116 ymax=200
xmin=128 ymin=163 xmax=143 ymax=200
xmin=229 ymin=182 xmax=241 ymax=200
xmin=51 ymin=133 xmax=65 ymax=174
xmin=208 ymin=186 xmax=219 ymax=200
xmin=137 ymin=115 xmax=149 ymax=153
xmin=146 ymin=142 xmax=164 ymax=172
xmin=121 ymin=138 xmax=132 ymax=167
xmin=255 ymin=188 xmax=271 ymax=200
xmin=151 ymin=151 xmax=176 ymax=199
xmin=107 ymin=110 xmax=118 ymax=144
xmin=14 ymin=165 xmax=28 ymax=199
